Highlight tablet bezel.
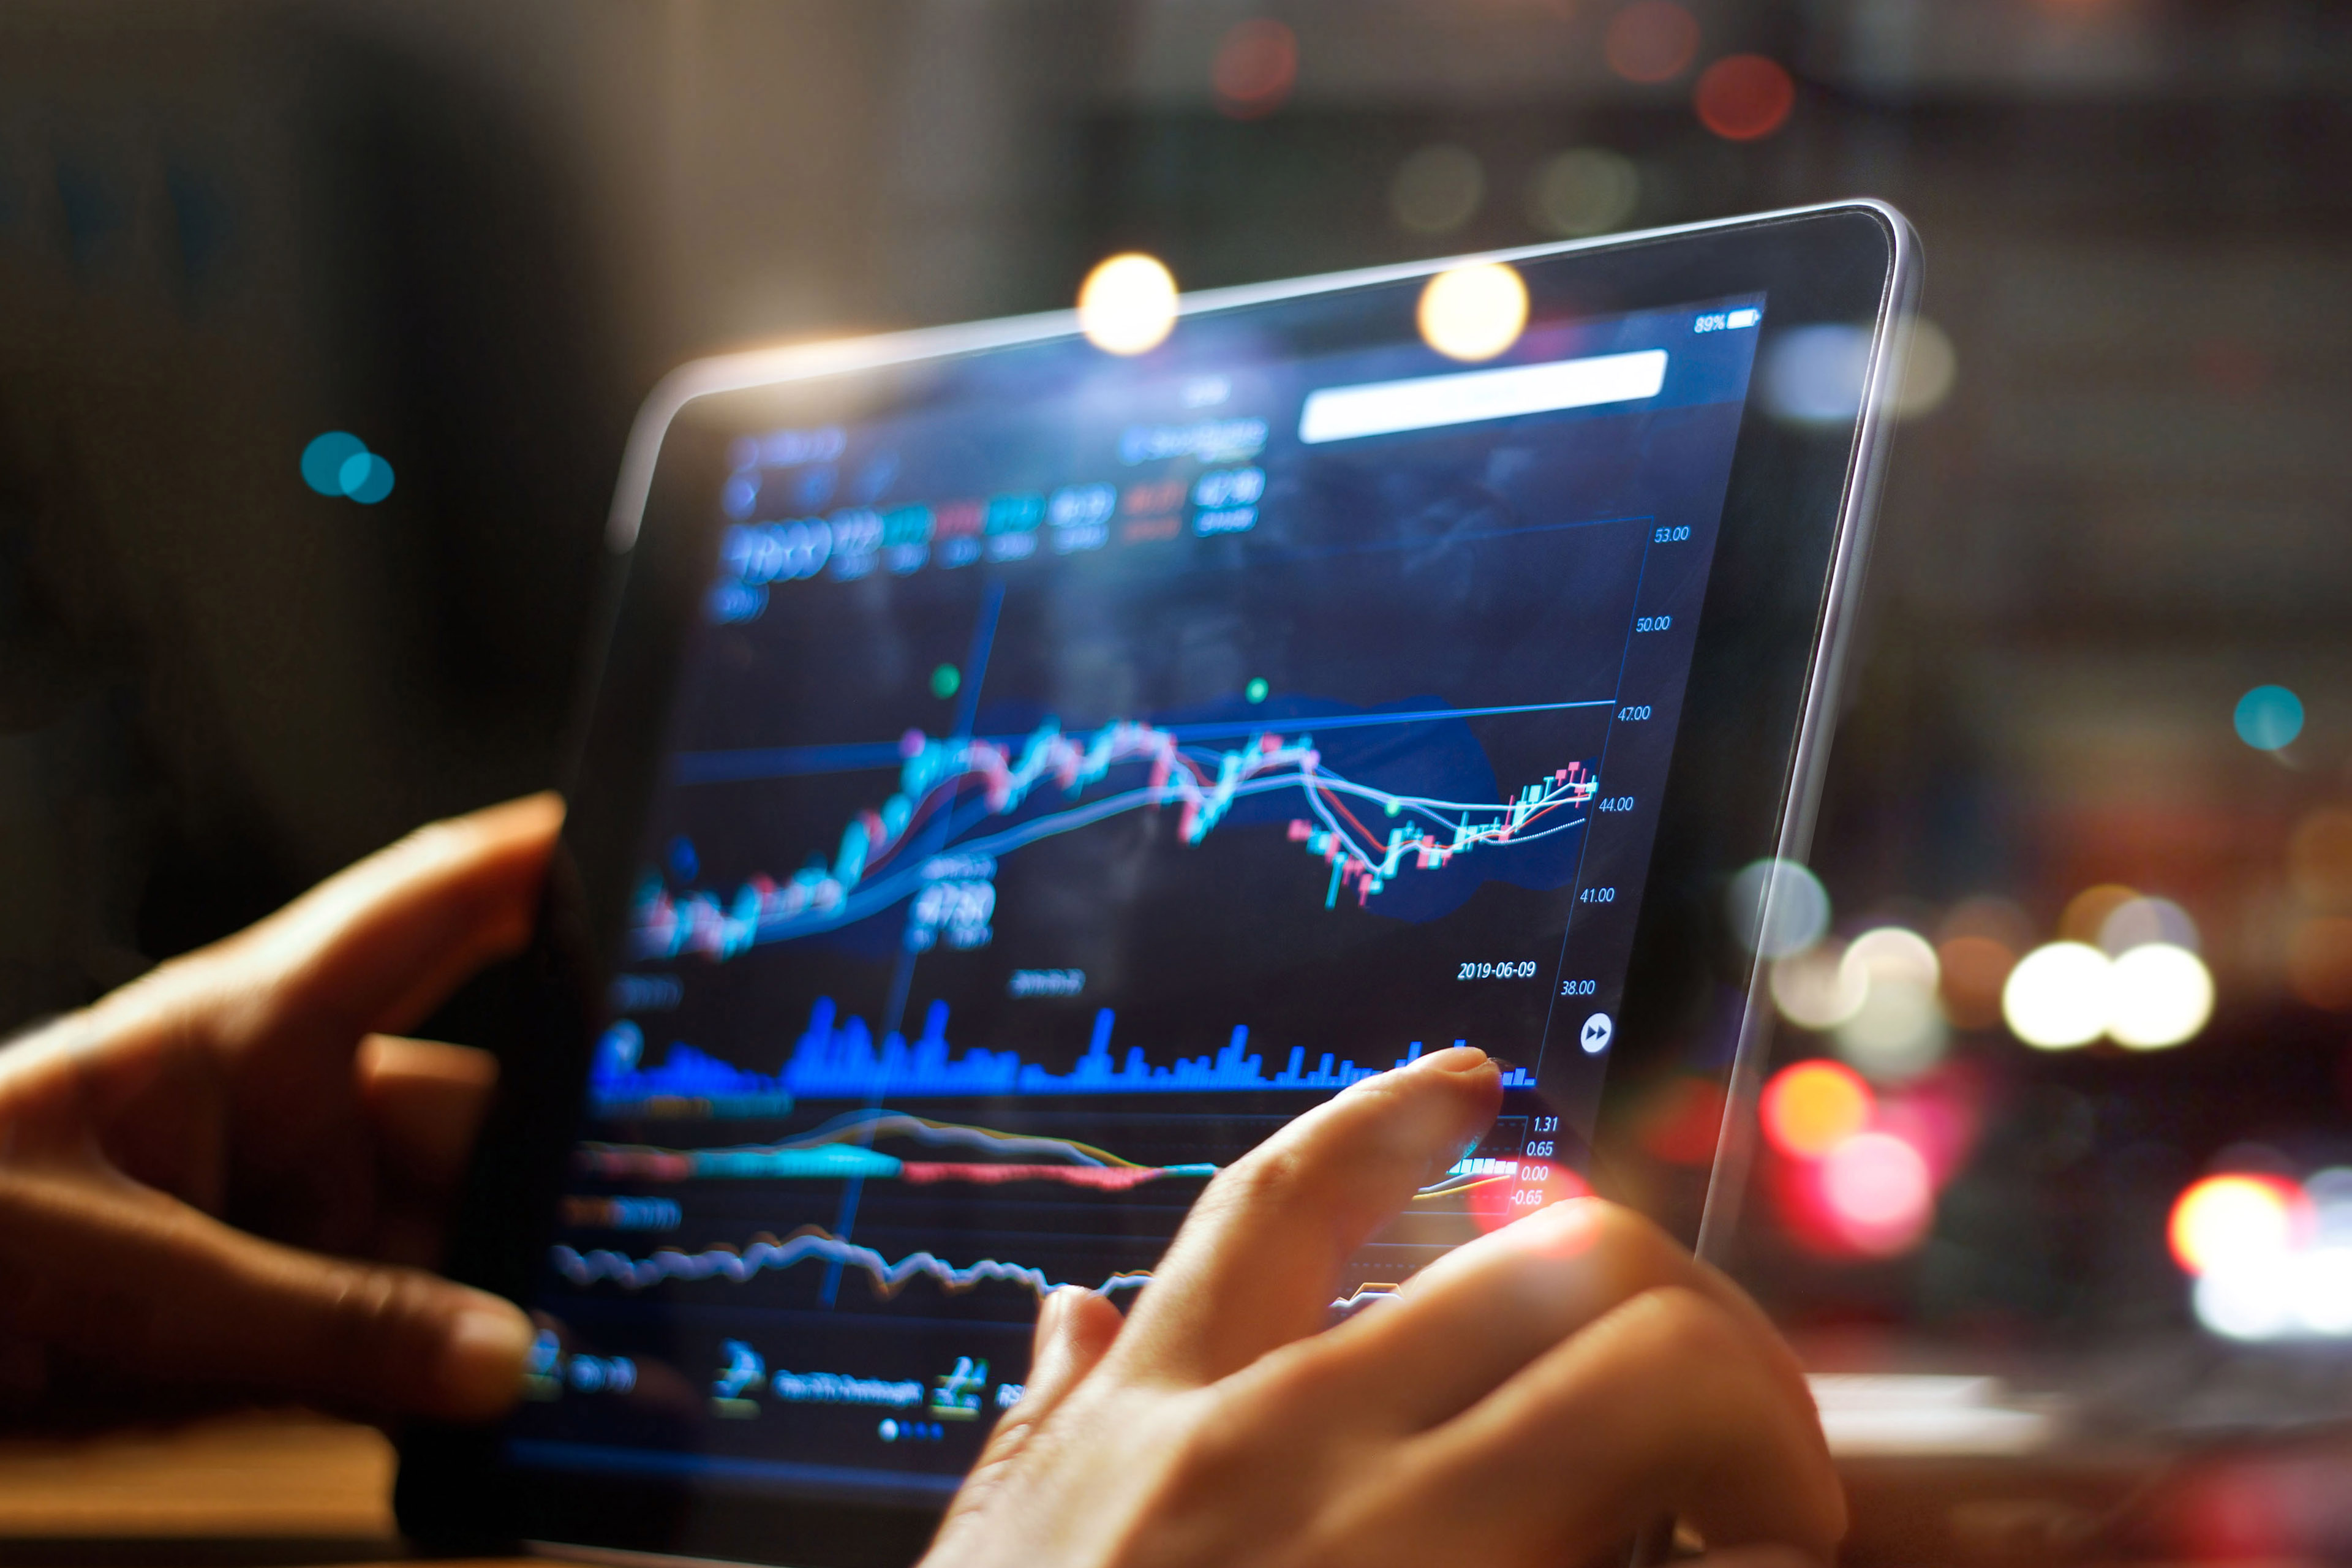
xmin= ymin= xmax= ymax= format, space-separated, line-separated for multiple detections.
xmin=398 ymin=198 xmax=1918 ymax=1564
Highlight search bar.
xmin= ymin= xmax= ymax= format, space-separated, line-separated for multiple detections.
xmin=1297 ymin=349 xmax=1669 ymax=445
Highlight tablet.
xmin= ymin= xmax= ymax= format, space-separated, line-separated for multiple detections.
xmin=399 ymin=200 xmax=1918 ymax=1566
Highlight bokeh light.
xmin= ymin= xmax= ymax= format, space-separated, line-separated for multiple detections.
xmin=2234 ymin=684 xmax=2305 ymax=750
xmin=301 ymin=430 xmax=392 ymax=503
xmin=1390 ymin=144 xmax=1486 ymax=236
xmin=301 ymin=431 xmax=367 ymax=496
xmin=1694 ymin=55 xmax=1795 ymax=141
xmin=2059 ymin=882 xmax=2138 ymax=944
xmin=1727 ymin=858 xmax=1831 ymax=959
xmin=340 ymin=451 xmax=395 ymax=504
xmin=1891 ymin=318 xmax=1958 ymax=419
xmin=1077 ymin=253 xmax=1178 ymax=356
xmin=2170 ymin=1174 xmax=2305 ymax=1275
xmin=1936 ymin=935 xmax=2016 ymax=1031
xmin=1821 ymin=1131 xmax=1934 ymax=1254
xmin=1771 ymin=939 xmax=1866 ymax=1029
xmin=1527 ymin=148 xmax=1640 ymax=238
xmin=2176 ymin=1170 xmax=2352 ymax=1341
xmin=1212 ymin=19 xmax=1298 ymax=119
xmin=2106 ymin=943 xmax=2213 ymax=1049
xmin=2289 ymin=807 xmax=2352 ymax=907
xmin=1833 ymin=927 xmax=1947 ymax=1081
xmin=1416 ymin=262 xmax=1527 ymax=361
xmin=1761 ymin=1059 xmax=1874 ymax=1159
xmin=2002 ymin=941 xmax=2113 ymax=1049
xmin=2288 ymin=916 xmax=2352 ymax=1010
xmin=1604 ymin=1 xmax=1700 ymax=83
xmin=2098 ymin=894 xmax=2198 ymax=954
xmin=1760 ymin=324 xmax=1869 ymax=426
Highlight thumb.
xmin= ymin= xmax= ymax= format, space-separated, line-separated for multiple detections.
xmin=0 ymin=1169 xmax=533 ymax=1421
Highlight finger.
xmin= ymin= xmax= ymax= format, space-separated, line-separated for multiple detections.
xmin=0 ymin=1167 xmax=535 ymax=1422
xmin=232 ymin=792 xmax=565 ymax=1044
xmin=941 ymin=1287 xmax=1123 ymax=1540
xmin=360 ymin=1035 xmax=499 ymax=1199
xmin=1375 ymin=1286 xmax=1845 ymax=1564
xmin=1336 ymin=1197 xmax=1811 ymax=1430
xmin=1112 ymin=1047 xmax=1499 ymax=1386
xmin=1017 ymin=1286 xmax=1123 ymax=1423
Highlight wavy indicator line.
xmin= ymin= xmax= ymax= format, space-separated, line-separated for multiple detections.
xmin=551 ymin=1226 xmax=1153 ymax=1302
xmin=631 ymin=715 xmax=1595 ymax=961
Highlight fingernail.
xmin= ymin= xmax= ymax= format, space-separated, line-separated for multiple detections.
xmin=1427 ymin=1045 xmax=1490 ymax=1072
xmin=435 ymin=1296 xmax=536 ymax=1419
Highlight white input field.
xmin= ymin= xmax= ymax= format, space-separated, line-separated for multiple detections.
xmin=1297 ymin=349 xmax=1669 ymax=445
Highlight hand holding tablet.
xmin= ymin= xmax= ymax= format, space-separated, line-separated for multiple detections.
xmin=397 ymin=200 xmax=1917 ymax=1564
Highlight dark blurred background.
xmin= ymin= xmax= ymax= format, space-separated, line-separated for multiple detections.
xmin=4 ymin=0 xmax=2350 ymax=1398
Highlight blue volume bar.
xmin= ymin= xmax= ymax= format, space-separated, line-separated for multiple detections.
xmin=591 ymin=1000 xmax=1534 ymax=1106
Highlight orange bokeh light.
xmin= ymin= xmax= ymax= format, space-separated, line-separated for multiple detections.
xmin=2168 ymin=1174 xmax=2309 ymax=1275
xmin=1212 ymin=19 xmax=1298 ymax=119
xmin=1760 ymin=1060 xmax=1874 ymax=1160
xmin=1604 ymin=1 xmax=1700 ymax=83
xmin=2289 ymin=916 xmax=2352 ymax=1011
xmin=1694 ymin=55 xmax=1795 ymax=141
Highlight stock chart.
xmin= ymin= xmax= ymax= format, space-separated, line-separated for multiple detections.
xmin=505 ymin=293 xmax=1763 ymax=1499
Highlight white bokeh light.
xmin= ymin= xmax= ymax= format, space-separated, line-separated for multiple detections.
xmin=1417 ymin=262 xmax=1528 ymax=362
xmin=1832 ymin=927 xmax=1947 ymax=1081
xmin=1077 ymin=253 xmax=1179 ymax=355
xmin=2106 ymin=943 xmax=2213 ymax=1049
xmin=1770 ymin=940 xmax=1866 ymax=1030
xmin=2002 ymin=941 xmax=2113 ymax=1049
xmin=1728 ymin=859 xmax=1831 ymax=960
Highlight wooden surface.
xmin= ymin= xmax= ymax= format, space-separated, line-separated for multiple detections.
xmin=0 ymin=1408 xmax=2345 ymax=1567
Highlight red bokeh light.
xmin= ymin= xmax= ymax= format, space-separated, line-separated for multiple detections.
xmin=1820 ymin=1131 xmax=1934 ymax=1254
xmin=1212 ymin=19 xmax=1298 ymax=119
xmin=1694 ymin=55 xmax=1795 ymax=141
xmin=1604 ymin=1 xmax=1700 ymax=84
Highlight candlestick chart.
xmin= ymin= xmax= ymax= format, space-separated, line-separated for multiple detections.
xmin=630 ymin=714 xmax=1597 ymax=963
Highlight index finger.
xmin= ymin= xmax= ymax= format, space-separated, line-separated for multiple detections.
xmin=1110 ymin=1046 xmax=1501 ymax=1387
xmin=218 ymin=792 xmax=565 ymax=1047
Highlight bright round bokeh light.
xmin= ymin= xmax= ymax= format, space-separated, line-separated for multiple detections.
xmin=2194 ymin=1258 xmax=2293 ymax=1341
xmin=2169 ymin=1174 xmax=2302 ymax=1276
xmin=2234 ymin=684 xmax=2305 ymax=751
xmin=1727 ymin=858 xmax=1831 ymax=960
xmin=1760 ymin=1060 xmax=1874 ymax=1160
xmin=1417 ymin=262 xmax=1528 ymax=362
xmin=1820 ymin=1131 xmax=1934 ymax=1253
xmin=1831 ymin=926 xmax=1947 ymax=1081
xmin=2105 ymin=943 xmax=2213 ymax=1049
xmin=2001 ymin=941 xmax=2113 ymax=1049
xmin=1077 ymin=253 xmax=1179 ymax=356
xmin=1770 ymin=940 xmax=1866 ymax=1030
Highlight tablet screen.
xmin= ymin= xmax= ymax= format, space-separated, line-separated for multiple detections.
xmin=508 ymin=284 xmax=1766 ymax=1501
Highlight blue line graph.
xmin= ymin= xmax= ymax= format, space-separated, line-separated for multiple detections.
xmin=550 ymin=1226 xmax=1153 ymax=1300
xmin=672 ymin=698 xmax=1616 ymax=785
xmin=633 ymin=712 xmax=1597 ymax=962
xmin=590 ymin=1002 xmax=1534 ymax=1108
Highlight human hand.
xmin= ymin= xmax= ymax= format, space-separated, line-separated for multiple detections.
xmin=0 ymin=794 xmax=564 ymax=1425
xmin=926 ymin=1047 xmax=1842 ymax=1568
